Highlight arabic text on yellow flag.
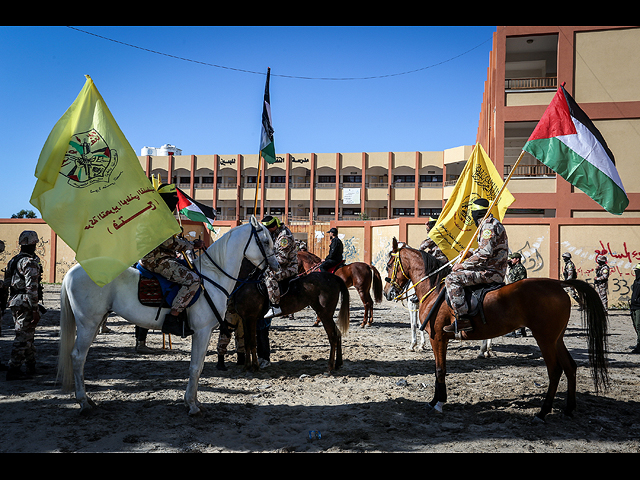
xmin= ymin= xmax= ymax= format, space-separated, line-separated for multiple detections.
xmin=30 ymin=75 xmax=180 ymax=286
xmin=428 ymin=143 xmax=514 ymax=261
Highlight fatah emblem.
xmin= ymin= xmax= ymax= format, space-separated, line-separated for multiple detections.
xmin=60 ymin=129 xmax=118 ymax=188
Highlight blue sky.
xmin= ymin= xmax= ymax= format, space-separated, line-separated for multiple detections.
xmin=0 ymin=25 xmax=496 ymax=218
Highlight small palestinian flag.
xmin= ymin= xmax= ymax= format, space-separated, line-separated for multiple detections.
xmin=523 ymin=84 xmax=628 ymax=215
xmin=176 ymin=189 xmax=216 ymax=229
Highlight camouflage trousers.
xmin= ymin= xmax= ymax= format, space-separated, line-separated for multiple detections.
xmin=445 ymin=269 xmax=504 ymax=316
xmin=264 ymin=264 xmax=298 ymax=305
xmin=595 ymin=283 xmax=608 ymax=309
xmin=9 ymin=305 xmax=38 ymax=368
xmin=217 ymin=304 xmax=245 ymax=356
xmin=141 ymin=258 xmax=201 ymax=313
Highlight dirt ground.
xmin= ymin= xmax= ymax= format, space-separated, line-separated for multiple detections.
xmin=1 ymin=283 xmax=639 ymax=453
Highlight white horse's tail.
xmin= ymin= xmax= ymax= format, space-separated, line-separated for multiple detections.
xmin=57 ymin=280 xmax=76 ymax=392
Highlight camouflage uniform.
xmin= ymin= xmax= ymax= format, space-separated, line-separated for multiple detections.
xmin=6 ymin=231 xmax=43 ymax=374
xmin=594 ymin=256 xmax=610 ymax=310
xmin=562 ymin=253 xmax=580 ymax=305
xmin=507 ymin=254 xmax=527 ymax=283
xmin=420 ymin=230 xmax=449 ymax=264
xmin=445 ymin=213 xmax=508 ymax=317
xmin=264 ymin=224 xmax=298 ymax=305
xmin=139 ymin=235 xmax=200 ymax=313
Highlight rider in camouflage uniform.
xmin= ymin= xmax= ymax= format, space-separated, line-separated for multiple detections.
xmin=5 ymin=231 xmax=44 ymax=380
xmin=139 ymin=183 xmax=204 ymax=337
xmin=594 ymin=255 xmax=610 ymax=310
xmin=419 ymin=216 xmax=448 ymax=264
xmin=262 ymin=216 xmax=298 ymax=319
xmin=444 ymin=198 xmax=508 ymax=333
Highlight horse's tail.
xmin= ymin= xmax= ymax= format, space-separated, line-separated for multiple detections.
xmin=562 ymin=279 xmax=610 ymax=393
xmin=337 ymin=276 xmax=350 ymax=335
xmin=370 ymin=265 xmax=383 ymax=303
xmin=57 ymin=279 xmax=76 ymax=392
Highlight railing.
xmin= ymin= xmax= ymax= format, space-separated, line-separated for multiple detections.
xmin=504 ymin=163 xmax=556 ymax=177
xmin=505 ymin=77 xmax=557 ymax=90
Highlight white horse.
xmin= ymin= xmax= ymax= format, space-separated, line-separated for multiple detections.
xmin=57 ymin=217 xmax=279 ymax=416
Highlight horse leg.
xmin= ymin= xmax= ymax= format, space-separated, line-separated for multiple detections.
xmin=556 ymin=340 xmax=578 ymax=417
xmin=359 ymin=290 xmax=374 ymax=328
xmin=409 ymin=305 xmax=419 ymax=351
xmin=536 ymin=341 xmax=563 ymax=421
xmin=318 ymin=312 xmax=341 ymax=371
xmin=242 ymin=317 xmax=260 ymax=372
xmin=71 ymin=315 xmax=105 ymax=414
xmin=428 ymin=338 xmax=448 ymax=414
xmin=184 ymin=326 xmax=214 ymax=416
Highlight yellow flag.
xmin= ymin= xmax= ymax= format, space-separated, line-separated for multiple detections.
xmin=428 ymin=143 xmax=514 ymax=261
xmin=30 ymin=75 xmax=180 ymax=286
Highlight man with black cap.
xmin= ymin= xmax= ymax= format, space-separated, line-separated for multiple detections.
xmin=319 ymin=227 xmax=343 ymax=273
xmin=443 ymin=197 xmax=509 ymax=333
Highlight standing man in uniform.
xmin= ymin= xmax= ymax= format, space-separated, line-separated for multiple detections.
xmin=506 ymin=252 xmax=527 ymax=337
xmin=594 ymin=255 xmax=610 ymax=310
xmin=562 ymin=252 xmax=581 ymax=308
xmin=5 ymin=231 xmax=44 ymax=380
xmin=444 ymin=198 xmax=509 ymax=334
xmin=319 ymin=227 xmax=343 ymax=273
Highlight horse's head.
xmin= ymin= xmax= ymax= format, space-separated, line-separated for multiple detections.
xmin=247 ymin=216 xmax=280 ymax=271
xmin=383 ymin=237 xmax=411 ymax=301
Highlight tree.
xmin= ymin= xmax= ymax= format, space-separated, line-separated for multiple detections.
xmin=11 ymin=209 xmax=37 ymax=219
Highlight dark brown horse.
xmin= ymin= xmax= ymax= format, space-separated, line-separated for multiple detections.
xmin=383 ymin=238 xmax=609 ymax=422
xmin=297 ymin=250 xmax=383 ymax=327
xmin=228 ymin=259 xmax=350 ymax=372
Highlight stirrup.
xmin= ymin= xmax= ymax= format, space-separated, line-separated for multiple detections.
xmin=264 ymin=305 xmax=282 ymax=319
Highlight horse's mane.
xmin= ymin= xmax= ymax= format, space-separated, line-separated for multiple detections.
xmin=415 ymin=248 xmax=450 ymax=289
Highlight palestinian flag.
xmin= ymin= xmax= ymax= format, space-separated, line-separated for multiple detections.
xmin=523 ymin=84 xmax=628 ymax=215
xmin=176 ymin=188 xmax=216 ymax=229
xmin=260 ymin=67 xmax=276 ymax=164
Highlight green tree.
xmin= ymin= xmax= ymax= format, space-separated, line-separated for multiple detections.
xmin=11 ymin=209 xmax=37 ymax=219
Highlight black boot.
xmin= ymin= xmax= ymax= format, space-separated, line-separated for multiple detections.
xmin=216 ymin=354 xmax=228 ymax=371
xmin=6 ymin=366 xmax=29 ymax=381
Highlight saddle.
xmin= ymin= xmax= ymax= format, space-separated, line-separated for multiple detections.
xmin=135 ymin=262 xmax=201 ymax=309
xmin=446 ymin=282 xmax=504 ymax=324
xmin=326 ymin=259 xmax=345 ymax=274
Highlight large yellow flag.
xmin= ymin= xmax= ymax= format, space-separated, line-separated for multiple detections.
xmin=30 ymin=75 xmax=180 ymax=286
xmin=428 ymin=143 xmax=514 ymax=261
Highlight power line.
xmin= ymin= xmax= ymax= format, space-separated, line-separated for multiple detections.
xmin=67 ymin=26 xmax=493 ymax=81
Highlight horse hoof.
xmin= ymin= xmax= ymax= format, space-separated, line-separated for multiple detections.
xmin=533 ymin=414 xmax=546 ymax=424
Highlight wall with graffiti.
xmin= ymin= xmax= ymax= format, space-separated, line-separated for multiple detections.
xmin=560 ymin=225 xmax=640 ymax=308
xmin=504 ymin=224 xmax=550 ymax=279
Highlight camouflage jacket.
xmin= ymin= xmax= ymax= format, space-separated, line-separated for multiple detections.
xmin=271 ymin=225 xmax=297 ymax=269
xmin=139 ymin=235 xmax=195 ymax=270
xmin=461 ymin=214 xmax=508 ymax=277
xmin=594 ymin=264 xmax=610 ymax=284
xmin=508 ymin=262 xmax=527 ymax=283
xmin=7 ymin=253 xmax=42 ymax=310
xmin=563 ymin=260 xmax=577 ymax=280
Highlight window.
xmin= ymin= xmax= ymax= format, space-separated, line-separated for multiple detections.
xmin=394 ymin=175 xmax=415 ymax=183
xmin=318 ymin=175 xmax=336 ymax=184
xmin=201 ymin=176 xmax=214 ymax=184
xmin=393 ymin=208 xmax=414 ymax=216
xmin=419 ymin=208 xmax=442 ymax=217
xmin=270 ymin=176 xmax=287 ymax=184
xmin=420 ymin=174 xmax=443 ymax=183
xmin=343 ymin=175 xmax=361 ymax=183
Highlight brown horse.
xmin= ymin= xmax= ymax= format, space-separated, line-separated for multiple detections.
xmin=297 ymin=250 xmax=383 ymax=327
xmin=383 ymin=238 xmax=609 ymax=422
xmin=228 ymin=259 xmax=350 ymax=372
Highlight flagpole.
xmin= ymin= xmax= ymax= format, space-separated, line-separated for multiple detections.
xmin=254 ymin=152 xmax=262 ymax=216
xmin=456 ymin=149 xmax=526 ymax=264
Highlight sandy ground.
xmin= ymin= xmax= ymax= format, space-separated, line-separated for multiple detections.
xmin=1 ymin=284 xmax=639 ymax=453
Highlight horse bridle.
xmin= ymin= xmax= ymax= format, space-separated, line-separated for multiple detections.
xmin=199 ymin=222 xmax=276 ymax=297
xmin=385 ymin=247 xmax=454 ymax=303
